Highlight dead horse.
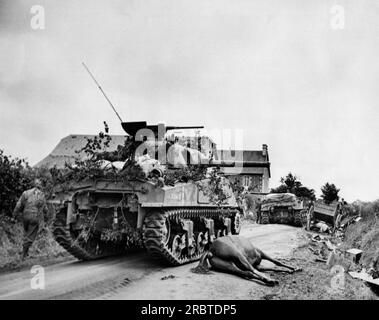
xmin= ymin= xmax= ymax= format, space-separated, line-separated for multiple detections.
xmin=192 ymin=235 xmax=301 ymax=286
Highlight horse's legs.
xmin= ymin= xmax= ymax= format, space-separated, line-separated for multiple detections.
xmin=255 ymin=265 xmax=294 ymax=273
xmin=258 ymin=249 xmax=301 ymax=272
xmin=209 ymin=256 xmax=278 ymax=286
xmin=209 ymin=256 xmax=254 ymax=278
xmin=234 ymin=254 xmax=279 ymax=286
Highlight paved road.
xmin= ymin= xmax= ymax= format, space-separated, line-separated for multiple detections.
xmin=0 ymin=223 xmax=302 ymax=300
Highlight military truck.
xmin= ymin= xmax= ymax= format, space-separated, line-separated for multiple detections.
xmin=258 ymin=193 xmax=308 ymax=227
xmin=50 ymin=122 xmax=242 ymax=266
xmin=305 ymin=199 xmax=345 ymax=232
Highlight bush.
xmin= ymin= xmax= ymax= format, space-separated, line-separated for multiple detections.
xmin=0 ymin=150 xmax=65 ymax=270
xmin=349 ymin=199 xmax=379 ymax=220
xmin=342 ymin=199 xmax=379 ymax=269
xmin=0 ymin=214 xmax=65 ymax=270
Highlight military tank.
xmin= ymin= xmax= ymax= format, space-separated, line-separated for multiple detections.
xmin=258 ymin=193 xmax=308 ymax=227
xmin=50 ymin=122 xmax=242 ymax=265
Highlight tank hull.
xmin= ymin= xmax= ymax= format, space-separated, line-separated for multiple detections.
xmin=259 ymin=193 xmax=307 ymax=227
xmin=51 ymin=178 xmax=241 ymax=265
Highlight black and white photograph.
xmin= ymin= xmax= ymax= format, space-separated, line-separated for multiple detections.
xmin=0 ymin=0 xmax=378 ymax=306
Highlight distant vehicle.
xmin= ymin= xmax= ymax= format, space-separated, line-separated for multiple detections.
xmin=305 ymin=199 xmax=346 ymax=232
xmin=258 ymin=193 xmax=308 ymax=227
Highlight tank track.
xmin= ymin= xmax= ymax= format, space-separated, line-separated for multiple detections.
xmin=143 ymin=208 xmax=240 ymax=266
xmin=294 ymin=210 xmax=303 ymax=227
xmin=53 ymin=207 xmax=128 ymax=261
xmin=260 ymin=211 xmax=270 ymax=224
xmin=53 ymin=208 xmax=97 ymax=261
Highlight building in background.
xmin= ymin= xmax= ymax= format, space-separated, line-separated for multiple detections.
xmin=215 ymin=144 xmax=271 ymax=196
xmin=35 ymin=134 xmax=126 ymax=168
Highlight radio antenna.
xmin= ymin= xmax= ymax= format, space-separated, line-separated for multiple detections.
xmin=82 ymin=62 xmax=123 ymax=122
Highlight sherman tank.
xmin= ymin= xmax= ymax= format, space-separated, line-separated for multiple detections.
xmin=50 ymin=122 xmax=242 ymax=265
xmin=258 ymin=193 xmax=308 ymax=227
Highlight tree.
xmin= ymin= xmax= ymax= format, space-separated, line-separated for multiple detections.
xmin=280 ymin=173 xmax=302 ymax=193
xmin=321 ymin=183 xmax=340 ymax=204
xmin=270 ymin=172 xmax=315 ymax=201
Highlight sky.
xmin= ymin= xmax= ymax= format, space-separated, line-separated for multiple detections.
xmin=0 ymin=0 xmax=378 ymax=202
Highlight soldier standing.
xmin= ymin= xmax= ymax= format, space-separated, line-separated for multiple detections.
xmin=13 ymin=178 xmax=48 ymax=260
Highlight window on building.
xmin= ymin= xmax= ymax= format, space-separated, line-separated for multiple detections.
xmin=242 ymin=176 xmax=250 ymax=187
xmin=250 ymin=175 xmax=263 ymax=192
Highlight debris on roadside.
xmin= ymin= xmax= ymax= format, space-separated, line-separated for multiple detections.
xmin=340 ymin=215 xmax=362 ymax=229
xmin=326 ymin=251 xmax=349 ymax=268
xmin=161 ymin=275 xmax=176 ymax=280
xmin=325 ymin=240 xmax=337 ymax=251
xmin=307 ymin=232 xmax=359 ymax=271
xmin=348 ymin=269 xmax=379 ymax=292
xmin=311 ymin=234 xmax=326 ymax=242
xmin=333 ymin=215 xmax=362 ymax=241
xmin=345 ymin=248 xmax=363 ymax=264
xmin=308 ymin=240 xmax=330 ymax=261
xmin=314 ymin=221 xmax=330 ymax=233
xmin=262 ymin=293 xmax=277 ymax=300
xmin=305 ymin=211 xmax=379 ymax=298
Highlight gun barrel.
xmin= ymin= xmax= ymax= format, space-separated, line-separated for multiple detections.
xmin=166 ymin=126 xmax=204 ymax=131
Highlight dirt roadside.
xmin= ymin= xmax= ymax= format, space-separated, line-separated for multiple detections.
xmin=262 ymin=242 xmax=377 ymax=300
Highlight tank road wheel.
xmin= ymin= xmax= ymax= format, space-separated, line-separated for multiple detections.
xmin=171 ymin=235 xmax=185 ymax=259
xmin=294 ymin=210 xmax=303 ymax=227
xmin=187 ymin=235 xmax=196 ymax=257
xmin=196 ymin=232 xmax=208 ymax=254
xmin=143 ymin=208 xmax=241 ymax=265
xmin=260 ymin=211 xmax=270 ymax=224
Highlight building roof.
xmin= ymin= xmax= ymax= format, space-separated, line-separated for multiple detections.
xmin=215 ymin=147 xmax=270 ymax=177
xmin=35 ymin=134 xmax=127 ymax=168
xmin=215 ymin=150 xmax=269 ymax=162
